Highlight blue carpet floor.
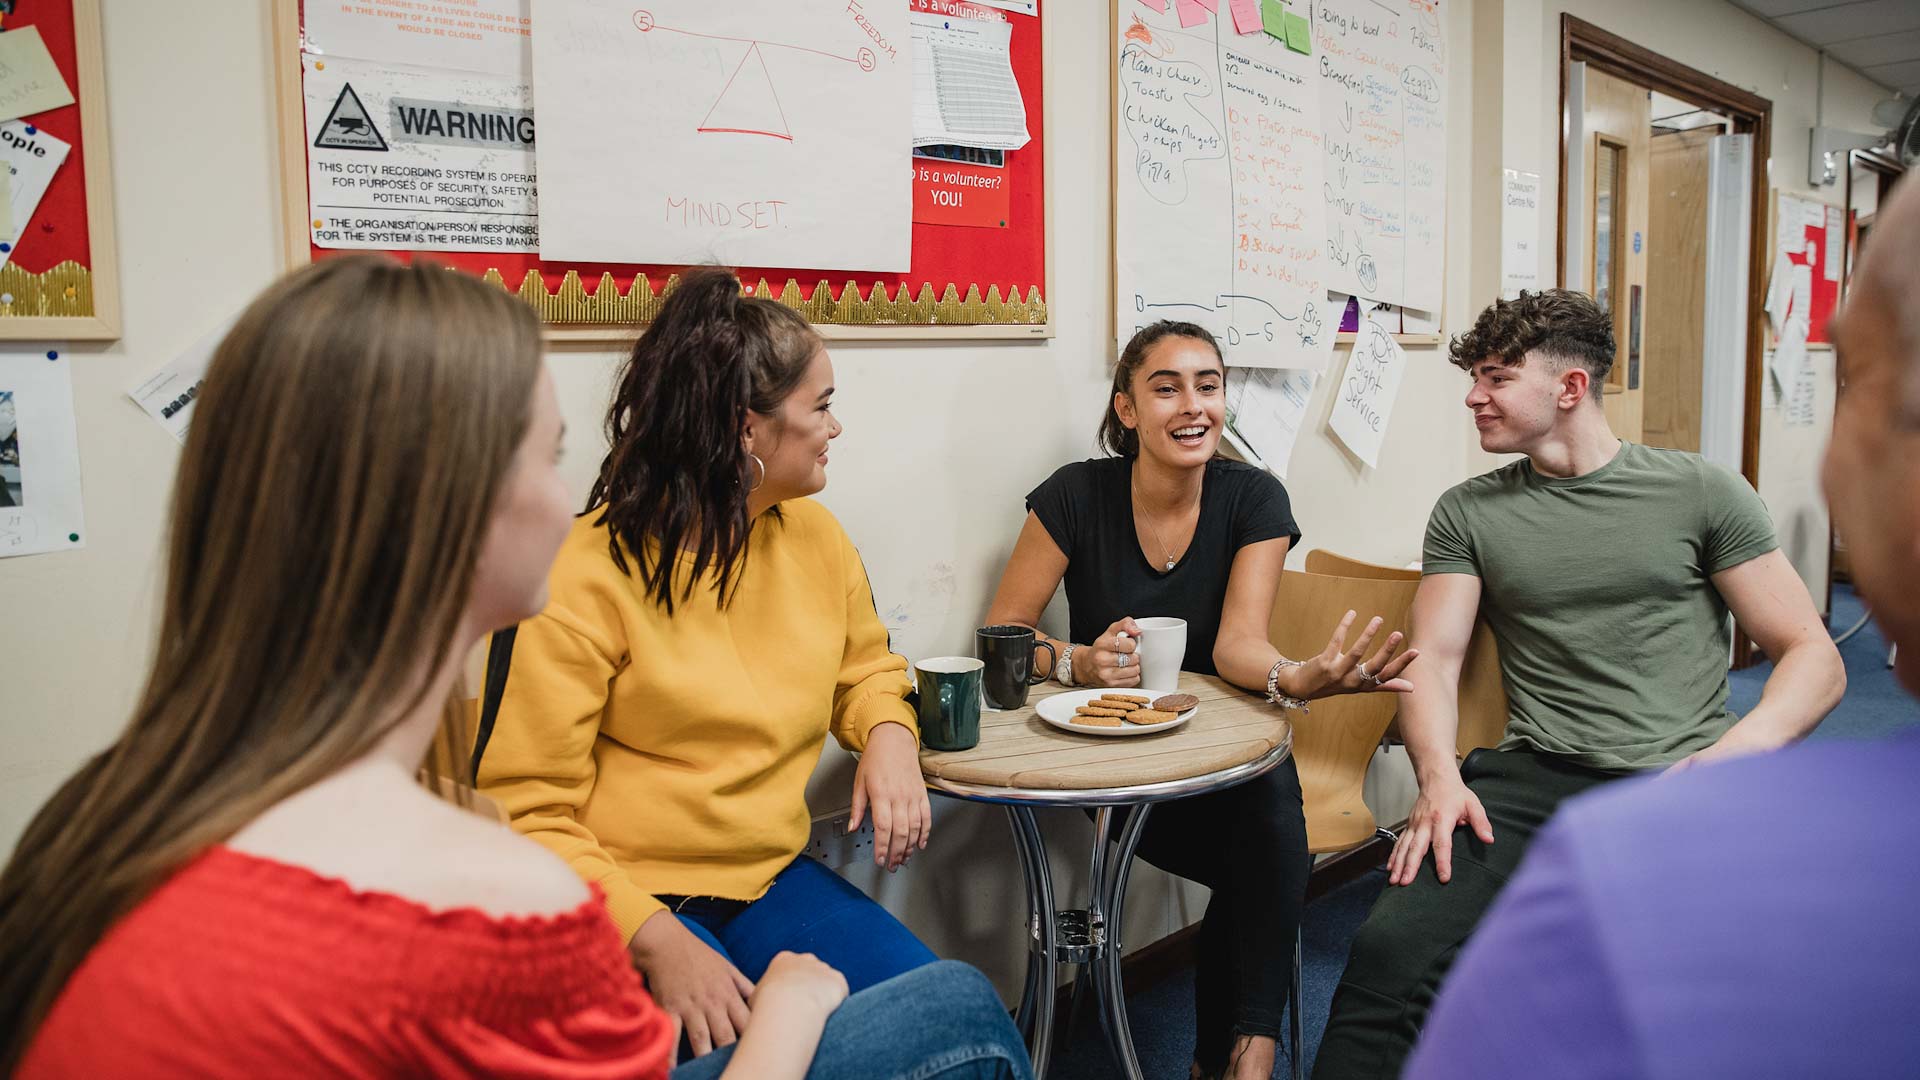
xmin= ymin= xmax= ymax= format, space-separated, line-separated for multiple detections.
xmin=1051 ymin=584 xmax=1916 ymax=1079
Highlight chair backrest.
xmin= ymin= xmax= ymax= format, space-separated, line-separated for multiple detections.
xmin=1271 ymin=568 xmax=1418 ymax=854
xmin=1304 ymin=549 xmax=1510 ymax=760
xmin=1304 ymin=549 xmax=1420 ymax=581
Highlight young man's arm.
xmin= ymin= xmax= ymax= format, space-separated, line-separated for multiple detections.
xmin=1386 ymin=573 xmax=1496 ymax=886
xmin=1678 ymin=550 xmax=1846 ymax=769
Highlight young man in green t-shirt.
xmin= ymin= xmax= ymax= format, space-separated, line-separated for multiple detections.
xmin=1312 ymin=289 xmax=1847 ymax=1080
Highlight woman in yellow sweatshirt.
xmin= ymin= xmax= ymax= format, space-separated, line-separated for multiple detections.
xmin=478 ymin=269 xmax=938 ymax=1062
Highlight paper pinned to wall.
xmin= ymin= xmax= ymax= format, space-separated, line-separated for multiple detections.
xmin=1113 ymin=6 xmax=1334 ymax=370
xmin=1327 ymin=310 xmax=1408 ymax=468
xmin=1501 ymin=168 xmax=1541 ymax=299
xmin=1768 ymin=318 xmax=1807 ymax=394
xmin=1763 ymin=251 xmax=1791 ymax=337
xmin=1315 ymin=0 xmax=1448 ymax=311
xmin=533 ymin=0 xmax=914 ymax=270
xmin=0 ymin=27 xmax=75 ymax=124
xmin=910 ymin=12 xmax=1030 ymax=150
xmin=304 ymin=0 xmax=532 ymax=78
xmin=0 ymin=119 xmax=69 ymax=271
xmin=1225 ymin=367 xmax=1317 ymax=478
xmin=1822 ymin=204 xmax=1843 ymax=283
xmin=1783 ymin=342 xmax=1818 ymax=427
xmin=303 ymin=57 xmax=537 ymax=253
xmin=128 ymin=317 xmax=231 ymax=444
xmin=0 ymin=348 xmax=85 ymax=559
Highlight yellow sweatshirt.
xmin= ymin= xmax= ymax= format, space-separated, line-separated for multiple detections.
xmin=477 ymin=498 xmax=917 ymax=943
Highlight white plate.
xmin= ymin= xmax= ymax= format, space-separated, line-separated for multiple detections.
xmin=1036 ymin=689 xmax=1196 ymax=737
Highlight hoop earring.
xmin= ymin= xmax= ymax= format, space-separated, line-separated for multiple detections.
xmin=747 ymin=453 xmax=766 ymax=492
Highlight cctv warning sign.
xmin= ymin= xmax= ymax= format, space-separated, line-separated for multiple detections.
xmin=303 ymin=56 xmax=538 ymax=253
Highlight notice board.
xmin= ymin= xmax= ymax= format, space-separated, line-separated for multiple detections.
xmin=273 ymin=0 xmax=1050 ymax=341
xmin=1771 ymin=189 xmax=1842 ymax=347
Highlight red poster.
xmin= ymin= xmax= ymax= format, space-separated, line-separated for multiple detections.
xmin=913 ymin=160 xmax=1011 ymax=228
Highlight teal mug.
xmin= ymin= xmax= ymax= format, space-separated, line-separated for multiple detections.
xmin=915 ymin=656 xmax=984 ymax=752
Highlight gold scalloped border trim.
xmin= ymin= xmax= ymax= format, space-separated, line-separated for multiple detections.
xmin=0 ymin=261 xmax=94 ymax=318
xmin=480 ymin=269 xmax=1046 ymax=327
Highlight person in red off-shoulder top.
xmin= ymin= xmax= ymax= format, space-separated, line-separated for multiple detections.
xmin=0 ymin=258 xmax=1031 ymax=1080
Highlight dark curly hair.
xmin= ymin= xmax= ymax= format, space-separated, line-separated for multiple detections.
xmin=1100 ymin=320 xmax=1225 ymax=457
xmin=1448 ymin=289 xmax=1615 ymax=398
xmin=587 ymin=268 xmax=821 ymax=613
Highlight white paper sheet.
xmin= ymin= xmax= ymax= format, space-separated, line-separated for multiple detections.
xmin=305 ymin=0 xmax=532 ymax=78
xmin=303 ymin=56 xmax=537 ymax=253
xmin=1768 ymin=318 xmax=1807 ymax=394
xmin=1315 ymin=0 xmax=1448 ymax=311
xmin=1783 ymin=342 xmax=1818 ymax=427
xmin=128 ymin=317 xmax=232 ymax=444
xmin=1501 ymin=169 xmax=1541 ymax=300
xmin=0 ymin=347 xmax=84 ymax=558
xmin=1113 ymin=7 xmax=1334 ymax=371
xmin=0 ymin=27 xmax=76 ymax=125
xmin=0 ymin=120 xmax=69 ymax=271
xmin=1763 ymin=251 xmax=1791 ymax=338
xmin=1823 ymin=204 xmax=1842 ymax=283
xmin=1225 ymin=367 xmax=1317 ymax=478
xmin=1327 ymin=310 xmax=1408 ymax=469
xmin=910 ymin=12 xmax=1029 ymax=150
xmin=532 ymin=0 xmax=913 ymax=270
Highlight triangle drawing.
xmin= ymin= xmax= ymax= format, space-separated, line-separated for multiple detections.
xmin=698 ymin=44 xmax=792 ymax=142
xmin=314 ymin=83 xmax=389 ymax=151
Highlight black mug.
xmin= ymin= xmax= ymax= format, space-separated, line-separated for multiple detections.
xmin=976 ymin=624 xmax=1055 ymax=711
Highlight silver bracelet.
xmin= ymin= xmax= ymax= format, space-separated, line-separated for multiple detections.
xmin=1267 ymin=656 xmax=1309 ymax=712
xmin=1057 ymin=642 xmax=1078 ymax=686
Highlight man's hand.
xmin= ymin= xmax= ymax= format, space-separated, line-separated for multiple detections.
xmin=849 ymin=721 xmax=931 ymax=871
xmin=629 ymin=911 xmax=755 ymax=1057
xmin=1387 ymin=771 xmax=1494 ymax=886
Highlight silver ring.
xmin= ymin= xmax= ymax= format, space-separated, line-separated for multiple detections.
xmin=1117 ymin=653 xmax=1130 ymax=667
xmin=1356 ymin=662 xmax=1380 ymax=684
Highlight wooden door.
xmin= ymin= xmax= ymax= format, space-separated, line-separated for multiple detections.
xmin=1581 ymin=69 xmax=1651 ymax=441
xmin=1642 ymin=127 xmax=1716 ymax=452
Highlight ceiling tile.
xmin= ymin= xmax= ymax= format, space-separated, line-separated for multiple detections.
xmin=1826 ymin=27 xmax=1920 ymax=67
xmin=1776 ymin=0 xmax=1920 ymax=47
xmin=1726 ymin=0 xmax=1837 ymax=17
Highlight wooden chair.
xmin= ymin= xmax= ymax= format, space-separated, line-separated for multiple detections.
xmin=1268 ymin=568 xmax=1419 ymax=1079
xmin=1303 ymin=550 xmax=1510 ymax=759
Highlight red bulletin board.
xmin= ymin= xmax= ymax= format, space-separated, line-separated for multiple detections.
xmin=0 ymin=0 xmax=120 ymax=340
xmin=274 ymin=0 xmax=1050 ymax=342
xmin=1772 ymin=190 xmax=1842 ymax=346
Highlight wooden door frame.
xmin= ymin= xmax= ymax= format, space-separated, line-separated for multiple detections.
xmin=1557 ymin=15 xmax=1773 ymax=666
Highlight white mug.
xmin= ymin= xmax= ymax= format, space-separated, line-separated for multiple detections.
xmin=1132 ymin=616 xmax=1188 ymax=692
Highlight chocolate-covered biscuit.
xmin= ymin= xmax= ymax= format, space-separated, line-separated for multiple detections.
xmin=1151 ymin=694 xmax=1199 ymax=713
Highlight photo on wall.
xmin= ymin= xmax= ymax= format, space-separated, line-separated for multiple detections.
xmin=0 ymin=390 xmax=21 ymax=508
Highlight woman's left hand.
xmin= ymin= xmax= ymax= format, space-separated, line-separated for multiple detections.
xmin=1283 ymin=610 xmax=1419 ymax=700
xmin=849 ymin=722 xmax=932 ymax=872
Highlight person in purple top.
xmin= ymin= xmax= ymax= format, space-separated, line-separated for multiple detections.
xmin=1405 ymin=173 xmax=1920 ymax=1078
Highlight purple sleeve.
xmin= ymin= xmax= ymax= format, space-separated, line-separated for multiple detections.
xmin=1402 ymin=820 xmax=1640 ymax=1080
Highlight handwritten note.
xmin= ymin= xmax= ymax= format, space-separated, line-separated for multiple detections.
xmin=0 ymin=28 xmax=74 ymax=125
xmin=1114 ymin=6 xmax=1332 ymax=370
xmin=1230 ymin=0 xmax=1263 ymax=34
xmin=1328 ymin=310 xmax=1407 ymax=468
xmin=1315 ymin=0 xmax=1446 ymax=310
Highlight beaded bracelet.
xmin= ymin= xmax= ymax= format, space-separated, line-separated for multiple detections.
xmin=1267 ymin=656 xmax=1310 ymax=712
xmin=1057 ymin=642 xmax=1078 ymax=687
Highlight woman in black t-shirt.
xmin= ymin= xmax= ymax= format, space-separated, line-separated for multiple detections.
xmin=985 ymin=321 xmax=1416 ymax=1080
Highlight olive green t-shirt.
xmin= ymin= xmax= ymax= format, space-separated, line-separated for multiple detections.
xmin=1423 ymin=442 xmax=1778 ymax=771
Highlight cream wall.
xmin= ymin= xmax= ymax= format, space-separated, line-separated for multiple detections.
xmin=0 ymin=0 xmax=1887 ymax=998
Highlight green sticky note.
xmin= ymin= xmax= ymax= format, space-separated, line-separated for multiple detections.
xmin=1260 ymin=0 xmax=1287 ymax=39
xmin=1284 ymin=11 xmax=1312 ymax=53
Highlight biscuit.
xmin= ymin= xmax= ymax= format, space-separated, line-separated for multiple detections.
xmin=1076 ymin=705 xmax=1131 ymax=718
xmin=1106 ymin=694 xmax=1152 ymax=704
xmin=1092 ymin=697 xmax=1147 ymax=711
xmin=1152 ymin=694 xmax=1199 ymax=712
xmin=1072 ymin=714 xmax=1125 ymax=728
xmin=1125 ymin=709 xmax=1177 ymax=725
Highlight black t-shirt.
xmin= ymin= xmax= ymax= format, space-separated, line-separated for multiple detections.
xmin=1026 ymin=457 xmax=1301 ymax=676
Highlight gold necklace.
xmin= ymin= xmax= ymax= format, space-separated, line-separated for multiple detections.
xmin=1132 ymin=476 xmax=1186 ymax=571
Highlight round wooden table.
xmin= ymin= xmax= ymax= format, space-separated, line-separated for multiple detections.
xmin=919 ymin=673 xmax=1293 ymax=1080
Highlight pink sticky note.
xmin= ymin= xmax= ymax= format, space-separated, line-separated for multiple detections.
xmin=1230 ymin=0 xmax=1263 ymax=33
xmin=1138 ymin=0 xmax=1167 ymax=10
xmin=1193 ymin=0 xmax=1219 ymax=10
xmin=1175 ymin=0 xmax=1208 ymax=26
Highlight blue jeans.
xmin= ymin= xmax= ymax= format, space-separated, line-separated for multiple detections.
xmin=661 ymin=855 xmax=936 ymax=995
xmin=669 ymin=960 xmax=1034 ymax=1080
